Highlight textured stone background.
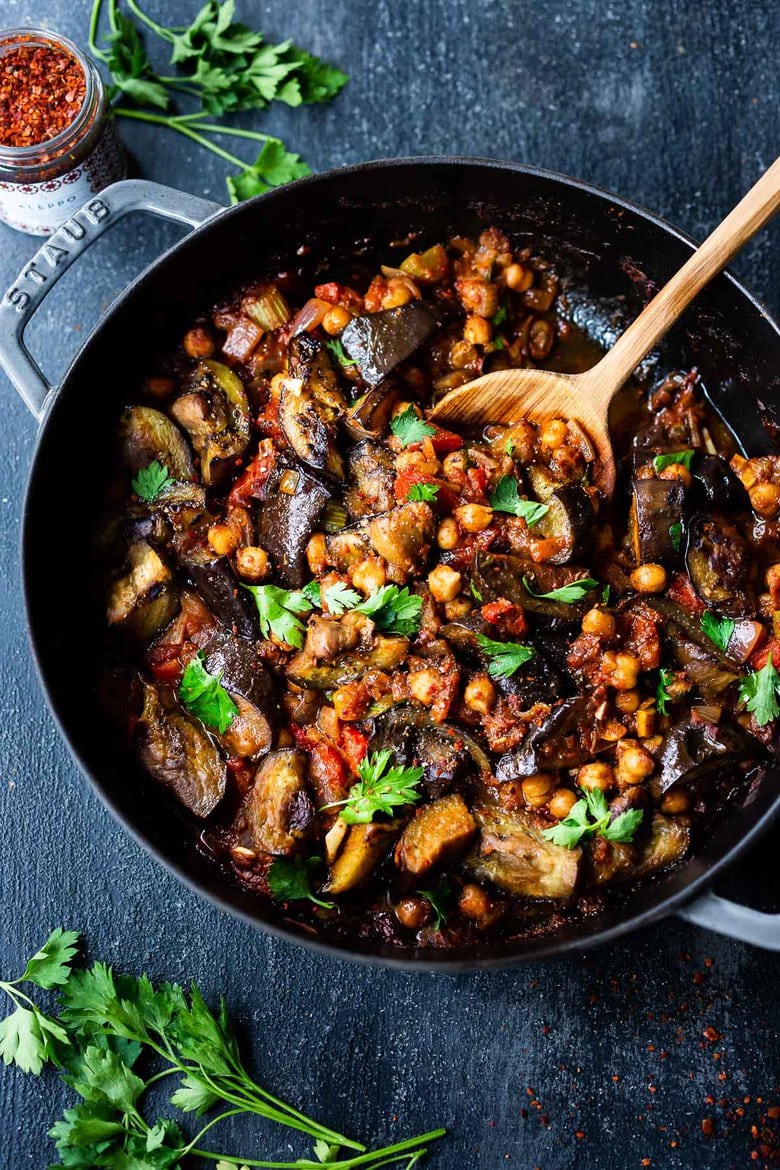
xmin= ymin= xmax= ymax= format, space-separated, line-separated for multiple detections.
xmin=1 ymin=1 xmax=779 ymax=1167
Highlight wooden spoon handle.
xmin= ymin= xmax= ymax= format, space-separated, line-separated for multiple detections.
xmin=585 ymin=155 xmax=780 ymax=412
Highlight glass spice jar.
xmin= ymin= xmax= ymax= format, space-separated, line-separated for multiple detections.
xmin=0 ymin=28 xmax=126 ymax=236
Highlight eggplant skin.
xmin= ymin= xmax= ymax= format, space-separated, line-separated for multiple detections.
xmin=630 ymin=478 xmax=685 ymax=565
xmin=107 ymin=542 xmax=179 ymax=641
xmin=395 ymin=794 xmax=477 ymax=877
xmin=245 ymin=750 xmax=315 ymax=855
xmin=199 ymin=628 xmax=274 ymax=711
xmin=370 ymin=708 xmax=491 ymax=798
xmin=465 ymin=806 xmax=580 ymax=899
xmin=536 ymin=484 xmax=594 ymax=565
xmin=496 ymin=693 xmax=603 ymax=780
xmin=656 ymin=717 xmax=761 ymax=793
xmin=345 ymin=441 xmax=395 ymax=518
xmin=475 ymin=553 xmax=591 ymax=621
xmin=691 ymin=454 xmax=750 ymax=511
xmin=119 ymin=406 xmax=195 ymax=481
xmin=182 ymin=555 xmax=256 ymax=639
xmin=325 ymin=821 xmax=399 ymax=895
xmin=685 ymin=512 xmax=754 ymax=617
xmin=281 ymin=335 xmax=346 ymax=480
xmin=257 ymin=463 xmax=331 ymax=589
xmin=588 ymin=813 xmax=689 ymax=885
xmin=340 ymin=301 xmax=439 ymax=386
xmin=136 ymin=682 xmax=227 ymax=818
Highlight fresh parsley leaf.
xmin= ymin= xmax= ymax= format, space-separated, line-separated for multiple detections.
xmin=475 ymin=634 xmax=535 ymax=680
xmin=492 ymin=304 xmax=508 ymax=326
xmin=542 ymin=786 xmax=644 ymax=849
xmin=227 ymin=138 xmax=310 ymax=203
xmin=101 ymin=10 xmax=170 ymax=109
xmin=169 ymin=1071 xmax=219 ymax=1115
xmin=243 ymin=583 xmax=316 ymax=648
xmin=324 ymin=337 xmax=357 ymax=368
xmin=504 ymin=439 xmax=516 ymax=456
xmin=522 ymin=575 xmax=598 ymax=603
xmin=267 ymin=855 xmax=334 ymax=909
xmin=0 ymin=1005 xmax=61 ymax=1075
xmin=179 ymin=652 xmax=238 ymax=734
xmin=469 ymin=579 xmax=483 ymax=602
xmin=669 ymin=521 xmax=683 ymax=552
xmin=355 ymin=585 xmax=422 ymax=636
xmin=323 ymin=581 xmax=361 ymax=615
xmin=417 ymin=878 xmax=452 ymax=931
xmin=20 ymin=928 xmax=80 ymax=990
xmin=739 ymin=654 xmax=780 ymax=726
xmin=491 ymin=335 xmax=506 ymax=351
xmin=390 ymin=406 xmax=435 ymax=448
xmin=653 ymin=449 xmax=695 ymax=473
xmin=406 ymin=482 xmax=440 ymax=503
xmin=656 ymin=667 xmax=674 ymax=716
xmin=327 ymin=749 xmax=423 ymax=824
xmin=131 ymin=459 xmax=172 ymax=502
xmin=488 ymin=476 xmax=548 ymax=526
xmin=313 ymin=1138 xmax=342 ymax=1162
xmin=700 ymin=611 xmax=735 ymax=654
xmin=301 ymin=579 xmax=322 ymax=607
xmin=601 ymin=583 xmax=612 ymax=605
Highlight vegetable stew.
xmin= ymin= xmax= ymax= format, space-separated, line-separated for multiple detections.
xmin=97 ymin=227 xmax=776 ymax=951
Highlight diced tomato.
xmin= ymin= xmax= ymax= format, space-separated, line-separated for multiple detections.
xmin=310 ymin=741 xmax=349 ymax=806
xmin=146 ymin=643 xmax=183 ymax=684
xmin=363 ymin=276 xmax=388 ymax=313
xmin=313 ymin=281 xmax=364 ymax=312
xmin=226 ymin=756 xmax=254 ymax=796
xmin=667 ymin=573 xmax=704 ymax=614
xmin=465 ymin=465 xmax=488 ymax=501
xmin=340 ymin=725 xmax=370 ymax=772
xmin=255 ymin=396 xmax=284 ymax=443
xmin=290 ymin=723 xmax=318 ymax=752
xmin=228 ymin=439 xmax=276 ymax=506
xmin=749 ymin=637 xmax=780 ymax=671
xmin=481 ymin=599 xmax=527 ymax=638
xmin=392 ymin=467 xmax=459 ymax=510
xmin=430 ymin=425 xmax=464 ymax=456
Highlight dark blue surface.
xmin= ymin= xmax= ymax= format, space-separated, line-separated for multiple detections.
xmin=1 ymin=2 xmax=779 ymax=1167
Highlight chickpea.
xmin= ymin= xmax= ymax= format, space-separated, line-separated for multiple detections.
xmin=455 ymin=503 xmax=494 ymax=533
xmin=382 ymin=278 xmax=414 ymax=310
xmin=750 ymin=482 xmax=780 ymax=518
xmin=582 ymin=607 xmax=616 ymax=638
xmin=521 ymin=773 xmax=556 ymax=808
xmin=661 ymin=787 xmax=691 ymax=815
xmin=436 ymin=518 xmax=460 ymax=550
xmin=395 ymin=449 xmax=439 ymax=475
xmin=617 ymin=742 xmax=655 ymax=786
xmin=321 ymin=305 xmax=352 ymax=335
xmin=603 ymin=651 xmax=640 ymax=691
xmin=428 ymin=564 xmax=462 ymax=603
xmin=614 ymin=688 xmax=641 ymax=714
xmin=442 ymin=450 xmax=470 ymax=481
xmin=601 ymin=719 xmax=628 ymax=741
xmin=207 ymin=523 xmax=239 ymax=557
xmin=576 ymin=761 xmax=615 ymax=792
xmin=408 ymin=669 xmax=439 ymax=706
xmin=395 ymin=896 xmax=433 ymax=931
xmin=503 ymin=262 xmax=534 ymax=292
xmin=549 ymin=787 xmax=578 ymax=819
xmin=630 ymin=563 xmax=667 ymax=594
xmin=658 ymin=463 xmax=693 ymax=489
xmin=540 ymin=418 xmax=568 ymax=449
xmin=450 ymin=340 xmax=478 ymax=369
xmin=444 ymin=598 xmax=472 ymax=620
xmin=306 ymin=532 xmax=328 ymax=575
xmin=459 ymin=883 xmax=492 ymax=920
xmin=463 ymin=314 xmax=493 ymax=346
xmin=236 ymin=545 xmax=269 ymax=581
xmin=463 ymin=673 xmax=497 ymax=714
xmin=183 ymin=325 xmax=215 ymax=358
xmin=352 ymin=556 xmax=387 ymax=596
xmin=332 ymin=681 xmax=371 ymax=722
xmin=528 ymin=318 xmax=555 ymax=361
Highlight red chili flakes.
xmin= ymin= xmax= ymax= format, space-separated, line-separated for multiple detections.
xmin=702 ymin=1025 xmax=721 ymax=1043
xmin=701 ymin=1118 xmax=714 ymax=1136
xmin=0 ymin=44 xmax=86 ymax=147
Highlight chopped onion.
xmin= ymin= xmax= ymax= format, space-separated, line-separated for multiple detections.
xmin=379 ymin=268 xmax=422 ymax=300
xmin=290 ymin=297 xmax=330 ymax=335
xmin=279 ymin=469 xmax=300 ymax=495
xmin=692 ymin=704 xmax=722 ymax=724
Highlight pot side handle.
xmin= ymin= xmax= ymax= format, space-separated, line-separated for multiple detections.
xmin=676 ymin=890 xmax=780 ymax=951
xmin=0 ymin=178 xmax=223 ymax=421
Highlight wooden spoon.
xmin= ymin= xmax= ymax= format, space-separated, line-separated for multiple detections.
xmin=430 ymin=157 xmax=780 ymax=496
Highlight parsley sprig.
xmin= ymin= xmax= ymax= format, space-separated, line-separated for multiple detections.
xmin=522 ymin=575 xmax=598 ymax=603
xmin=390 ymin=407 xmax=435 ymax=448
xmin=488 ymin=476 xmax=548 ymax=526
xmin=131 ymin=459 xmax=172 ymax=501
xmin=324 ymin=749 xmax=423 ymax=824
xmin=656 ymin=666 xmax=674 ymax=716
xmin=323 ymin=581 xmax=362 ymax=615
xmin=324 ymin=337 xmax=358 ymax=368
xmin=653 ymin=449 xmax=694 ymax=474
xmin=268 ymin=856 xmax=334 ymax=909
xmin=475 ymin=633 xmax=535 ymax=680
xmin=406 ymin=482 xmax=440 ymax=503
xmin=243 ymin=582 xmax=318 ymax=648
xmin=417 ymin=878 xmax=453 ymax=931
xmin=179 ymin=651 xmax=238 ymax=733
xmin=542 ymin=788 xmax=644 ymax=850
xmin=1 ymin=930 xmax=446 ymax=1168
xmin=354 ymin=584 xmax=423 ymax=636
xmin=700 ymin=611 xmax=735 ymax=654
xmin=739 ymin=654 xmax=780 ymax=726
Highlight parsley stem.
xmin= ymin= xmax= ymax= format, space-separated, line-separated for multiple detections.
xmin=87 ymin=0 xmax=109 ymax=60
xmin=188 ymin=122 xmax=277 ymax=144
xmin=191 ymin=1129 xmax=445 ymax=1169
xmin=114 ymin=107 xmax=246 ymax=167
xmin=125 ymin=0 xmax=175 ymax=42
xmin=179 ymin=1107 xmax=244 ymax=1156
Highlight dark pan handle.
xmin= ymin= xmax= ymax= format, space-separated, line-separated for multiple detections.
xmin=676 ymin=891 xmax=780 ymax=950
xmin=0 ymin=179 xmax=223 ymax=421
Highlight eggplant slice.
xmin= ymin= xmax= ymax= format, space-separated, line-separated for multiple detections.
xmin=280 ymin=334 xmax=347 ymax=480
xmin=119 ymin=406 xmax=195 ymax=481
xmin=136 ymin=681 xmax=227 ymax=818
xmin=465 ymin=806 xmax=581 ymax=899
xmin=630 ymin=478 xmax=685 ymax=565
xmin=685 ymin=512 xmax=754 ymax=617
xmin=655 ymin=717 xmax=761 ymax=793
xmin=340 ymin=301 xmax=440 ymax=386
xmin=257 ymin=461 xmax=331 ymax=589
xmin=170 ymin=360 xmax=250 ymax=485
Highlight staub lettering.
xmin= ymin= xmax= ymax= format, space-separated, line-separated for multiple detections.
xmin=5 ymin=288 xmax=31 ymax=313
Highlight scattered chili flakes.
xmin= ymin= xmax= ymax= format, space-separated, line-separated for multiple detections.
xmin=701 ymin=1117 xmax=714 ymax=1136
xmin=703 ymin=1025 xmax=721 ymax=1043
xmin=0 ymin=44 xmax=86 ymax=147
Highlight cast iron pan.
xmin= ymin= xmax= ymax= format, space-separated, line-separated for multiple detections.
xmin=1 ymin=158 xmax=779 ymax=969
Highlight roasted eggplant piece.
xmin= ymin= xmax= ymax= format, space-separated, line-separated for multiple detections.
xmin=368 ymin=502 xmax=435 ymax=572
xmin=589 ymin=812 xmax=689 ymax=885
xmin=443 ymin=610 xmax=570 ymax=705
xmin=465 ymin=806 xmax=580 ymax=898
xmin=645 ymin=595 xmax=740 ymax=690
xmin=340 ymin=301 xmax=439 ymax=386
xmin=656 ymin=717 xmax=760 ymax=793
xmin=474 ymin=553 xmax=591 ymax=621
xmin=324 ymin=820 xmax=399 ymax=894
xmin=280 ymin=335 xmax=346 ymax=480
xmin=691 ymin=454 xmax=750 ymax=511
xmin=395 ymin=794 xmax=477 ymax=877
xmin=630 ymin=478 xmax=685 ymax=565
xmin=535 ymin=484 xmax=594 ymax=564
xmin=370 ymin=708 xmax=492 ymax=798
xmin=197 ymin=628 xmax=275 ymax=758
xmin=257 ymin=462 xmax=331 ymax=589
xmin=685 ymin=512 xmax=754 ymax=617
xmin=496 ymin=693 xmax=604 ymax=781
xmin=119 ymin=406 xmax=195 ymax=481
xmin=107 ymin=541 xmax=179 ymax=640
xmin=287 ymin=635 xmax=409 ymax=690
xmin=136 ymin=682 xmax=226 ymax=817
xmin=345 ymin=441 xmax=395 ymax=518
xmin=180 ymin=550 xmax=256 ymax=639
xmin=344 ymin=382 xmax=401 ymax=440
xmin=171 ymin=360 xmax=250 ymax=485
xmin=245 ymin=750 xmax=315 ymax=855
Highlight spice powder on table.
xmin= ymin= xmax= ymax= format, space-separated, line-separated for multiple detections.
xmin=0 ymin=44 xmax=86 ymax=147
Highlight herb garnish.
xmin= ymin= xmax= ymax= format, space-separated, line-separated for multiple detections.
xmin=390 ymin=406 xmax=436 ymax=448
xmin=601 ymin=583 xmax=612 ymax=605
xmin=1 ymin=930 xmax=445 ymax=1167
xmin=469 ymin=579 xmax=483 ymax=602
xmin=489 ymin=476 xmax=548 ymax=526
xmin=179 ymin=651 xmax=238 ymax=733
xmin=656 ymin=667 xmax=674 ymax=716
xmin=355 ymin=584 xmax=423 ymax=637
xmin=653 ymin=449 xmax=695 ymax=474
xmin=243 ymin=582 xmax=317 ymax=648
xmin=739 ymin=654 xmax=780 ymax=726
xmin=324 ymin=749 xmax=423 ymax=824
xmin=475 ymin=633 xmax=535 ymax=679
xmin=669 ymin=521 xmax=683 ymax=552
xmin=131 ymin=459 xmax=171 ymax=501
xmin=522 ymin=575 xmax=598 ymax=603
xmin=406 ymin=481 xmax=440 ymax=503
xmin=700 ymin=611 xmax=735 ymax=653
xmin=417 ymin=878 xmax=453 ymax=931
xmin=491 ymin=304 xmax=508 ymax=327
xmin=324 ymin=337 xmax=358 ymax=368
xmin=268 ymin=855 xmax=334 ymax=909
xmin=322 ymin=581 xmax=361 ymax=615
xmin=542 ymin=788 xmax=644 ymax=849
